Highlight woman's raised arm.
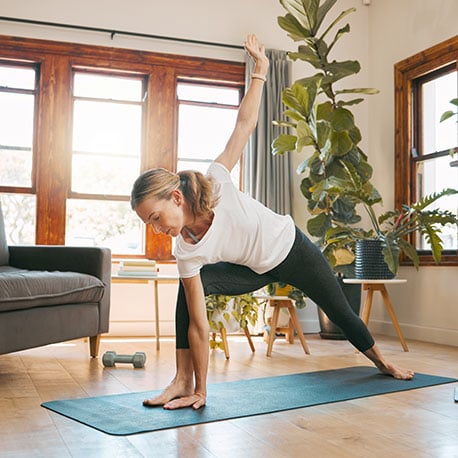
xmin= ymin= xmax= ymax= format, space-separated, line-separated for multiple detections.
xmin=215 ymin=34 xmax=269 ymax=172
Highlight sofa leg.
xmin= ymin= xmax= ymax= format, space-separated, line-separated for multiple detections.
xmin=89 ymin=335 xmax=100 ymax=358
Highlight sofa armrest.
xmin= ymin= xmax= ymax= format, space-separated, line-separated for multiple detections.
xmin=8 ymin=245 xmax=112 ymax=334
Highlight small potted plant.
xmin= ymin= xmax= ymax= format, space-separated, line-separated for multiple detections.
xmin=324 ymin=180 xmax=458 ymax=277
xmin=205 ymin=293 xmax=259 ymax=351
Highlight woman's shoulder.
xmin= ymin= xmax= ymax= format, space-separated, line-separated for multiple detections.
xmin=207 ymin=161 xmax=232 ymax=183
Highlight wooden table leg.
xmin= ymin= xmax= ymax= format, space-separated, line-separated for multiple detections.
xmin=220 ymin=327 xmax=230 ymax=359
xmin=242 ymin=325 xmax=256 ymax=353
xmin=266 ymin=301 xmax=281 ymax=357
xmin=287 ymin=303 xmax=310 ymax=355
xmin=361 ymin=284 xmax=374 ymax=326
xmin=379 ymin=285 xmax=409 ymax=351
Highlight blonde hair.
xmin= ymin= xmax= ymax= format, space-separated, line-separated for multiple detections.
xmin=130 ymin=168 xmax=219 ymax=218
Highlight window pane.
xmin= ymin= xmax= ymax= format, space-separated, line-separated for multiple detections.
xmin=416 ymin=155 xmax=458 ymax=250
xmin=71 ymin=100 xmax=141 ymax=194
xmin=177 ymin=104 xmax=237 ymax=160
xmin=0 ymin=93 xmax=35 ymax=187
xmin=177 ymin=159 xmax=240 ymax=186
xmin=73 ymin=73 xmax=143 ymax=101
xmin=0 ymin=66 xmax=35 ymax=90
xmin=66 ymin=199 xmax=144 ymax=254
xmin=0 ymin=193 xmax=36 ymax=244
xmin=421 ymin=71 xmax=457 ymax=153
xmin=177 ymin=84 xmax=239 ymax=105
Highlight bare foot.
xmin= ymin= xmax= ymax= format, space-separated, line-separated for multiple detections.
xmin=143 ymin=378 xmax=194 ymax=407
xmin=363 ymin=345 xmax=414 ymax=380
xmin=376 ymin=362 xmax=415 ymax=380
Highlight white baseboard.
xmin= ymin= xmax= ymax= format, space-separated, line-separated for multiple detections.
xmin=107 ymin=321 xmax=175 ymax=337
xmin=368 ymin=320 xmax=458 ymax=347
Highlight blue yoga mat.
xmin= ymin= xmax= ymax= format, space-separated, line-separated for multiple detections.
xmin=41 ymin=366 xmax=456 ymax=436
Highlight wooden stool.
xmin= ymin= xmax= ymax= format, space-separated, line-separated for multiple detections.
xmin=211 ymin=324 xmax=255 ymax=360
xmin=343 ymin=279 xmax=408 ymax=351
xmin=262 ymin=296 xmax=310 ymax=357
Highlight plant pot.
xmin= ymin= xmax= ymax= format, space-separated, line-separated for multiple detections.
xmin=355 ymin=239 xmax=395 ymax=280
xmin=318 ymin=277 xmax=361 ymax=340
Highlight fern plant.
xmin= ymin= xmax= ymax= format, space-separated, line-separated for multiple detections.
xmin=325 ymin=186 xmax=458 ymax=275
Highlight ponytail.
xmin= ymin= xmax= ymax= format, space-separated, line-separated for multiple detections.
xmin=178 ymin=170 xmax=219 ymax=217
xmin=131 ymin=167 xmax=218 ymax=218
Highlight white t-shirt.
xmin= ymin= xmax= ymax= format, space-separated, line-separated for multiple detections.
xmin=174 ymin=162 xmax=296 ymax=278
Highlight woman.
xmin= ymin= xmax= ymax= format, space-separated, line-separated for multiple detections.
xmin=131 ymin=34 xmax=414 ymax=410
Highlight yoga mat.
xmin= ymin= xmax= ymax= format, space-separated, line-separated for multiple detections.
xmin=42 ymin=366 xmax=456 ymax=436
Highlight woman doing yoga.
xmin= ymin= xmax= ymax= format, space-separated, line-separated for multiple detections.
xmin=131 ymin=34 xmax=414 ymax=410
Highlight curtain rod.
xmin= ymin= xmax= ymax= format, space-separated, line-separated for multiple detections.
xmin=0 ymin=16 xmax=245 ymax=50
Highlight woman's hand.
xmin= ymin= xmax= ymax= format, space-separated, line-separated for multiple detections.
xmin=163 ymin=391 xmax=207 ymax=410
xmin=244 ymin=34 xmax=269 ymax=77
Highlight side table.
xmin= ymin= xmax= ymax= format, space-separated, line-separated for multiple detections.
xmin=343 ymin=279 xmax=408 ymax=351
xmin=112 ymin=274 xmax=180 ymax=350
xmin=255 ymin=294 xmax=310 ymax=357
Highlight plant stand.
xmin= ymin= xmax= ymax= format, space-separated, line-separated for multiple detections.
xmin=343 ymin=279 xmax=409 ymax=351
xmin=258 ymin=296 xmax=310 ymax=357
xmin=211 ymin=325 xmax=255 ymax=360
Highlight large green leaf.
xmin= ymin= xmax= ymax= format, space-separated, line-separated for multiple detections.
xmin=316 ymin=0 xmax=338 ymax=31
xmin=278 ymin=14 xmax=311 ymax=41
xmin=279 ymin=0 xmax=310 ymax=30
xmin=307 ymin=212 xmax=331 ymax=238
xmin=302 ymin=0 xmax=320 ymax=33
xmin=322 ymin=60 xmax=361 ymax=84
xmin=288 ymin=45 xmax=321 ymax=67
xmin=326 ymin=24 xmax=350 ymax=56
xmin=271 ymin=134 xmax=297 ymax=155
xmin=329 ymin=106 xmax=356 ymax=131
xmin=411 ymin=188 xmax=458 ymax=211
xmin=329 ymin=130 xmax=353 ymax=156
xmin=319 ymin=7 xmax=356 ymax=42
xmin=382 ymin=242 xmax=400 ymax=275
xmin=335 ymin=87 xmax=380 ymax=95
xmin=397 ymin=238 xmax=419 ymax=269
xmin=296 ymin=121 xmax=316 ymax=152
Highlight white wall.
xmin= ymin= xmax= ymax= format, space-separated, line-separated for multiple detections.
xmin=365 ymin=0 xmax=458 ymax=346
xmin=1 ymin=0 xmax=456 ymax=345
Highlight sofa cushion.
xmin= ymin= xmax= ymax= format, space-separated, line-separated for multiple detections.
xmin=0 ymin=265 xmax=105 ymax=312
xmin=0 ymin=201 xmax=9 ymax=266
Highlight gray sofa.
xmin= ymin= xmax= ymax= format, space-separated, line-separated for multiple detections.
xmin=0 ymin=202 xmax=111 ymax=357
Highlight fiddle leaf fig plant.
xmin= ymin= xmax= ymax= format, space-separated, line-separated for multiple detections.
xmin=273 ymin=0 xmax=458 ymax=277
xmin=273 ymin=0 xmax=381 ymax=276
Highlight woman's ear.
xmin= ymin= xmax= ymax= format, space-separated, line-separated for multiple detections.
xmin=171 ymin=189 xmax=183 ymax=206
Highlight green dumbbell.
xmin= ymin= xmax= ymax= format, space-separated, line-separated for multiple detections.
xmin=102 ymin=351 xmax=146 ymax=368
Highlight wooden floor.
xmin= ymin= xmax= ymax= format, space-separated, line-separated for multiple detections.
xmin=0 ymin=333 xmax=457 ymax=458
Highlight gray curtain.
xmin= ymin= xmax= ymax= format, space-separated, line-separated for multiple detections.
xmin=243 ymin=49 xmax=292 ymax=216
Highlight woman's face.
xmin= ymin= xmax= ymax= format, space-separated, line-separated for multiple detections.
xmin=135 ymin=190 xmax=187 ymax=238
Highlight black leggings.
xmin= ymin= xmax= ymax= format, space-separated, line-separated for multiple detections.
xmin=175 ymin=226 xmax=375 ymax=352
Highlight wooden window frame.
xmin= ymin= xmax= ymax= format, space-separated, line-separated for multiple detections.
xmin=394 ymin=35 xmax=458 ymax=267
xmin=0 ymin=34 xmax=245 ymax=260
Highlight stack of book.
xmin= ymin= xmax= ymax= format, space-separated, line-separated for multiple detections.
xmin=117 ymin=259 xmax=157 ymax=277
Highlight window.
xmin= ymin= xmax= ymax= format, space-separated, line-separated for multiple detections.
xmin=0 ymin=63 xmax=37 ymax=244
xmin=66 ymin=71 xmax=145 ymax=253
xmin=177 ymin=82 xmax=242 ymax=185
xmin=395 ymin=35 xmax=458 ymax=266
xmin=0 ymin=35 xmax=244 ymax=259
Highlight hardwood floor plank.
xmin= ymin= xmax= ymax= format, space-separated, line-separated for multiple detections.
xmin=0 ymin=334 xmax=456 ymax=457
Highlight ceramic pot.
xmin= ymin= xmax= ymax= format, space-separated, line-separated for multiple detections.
xmin=355 ymin=239 xmax=396 ymax=280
